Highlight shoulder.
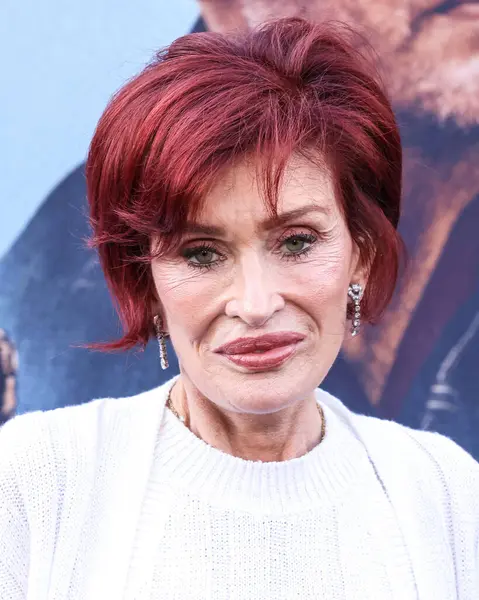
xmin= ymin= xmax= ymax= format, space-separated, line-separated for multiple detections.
xmin=0 ymin=382 xmax=170 ymax=507
xmin=392 ymin=423 xmax=479 ymax=517
xmin=355 ymin=414 xmax=479 ymax=576
xmin=0 ymin=384 xmax=170 ymax=592
xmin=321 ymin=390 xmax=479 ymax=576
xmin=356 ymin=410 xmax=479 ymax=482
xmin=0 ymin=398 xmax=106 ymax=507
xmin=0 ymin=382 xmax=168 ymax=464
xmin=320 ymin=390 xmax=479 ymax=512
xmin=353 ymin=412 xmax=479 ymax=546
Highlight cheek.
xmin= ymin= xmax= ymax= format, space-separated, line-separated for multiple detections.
xmin=290 ymin=238 xmax=353 ymax=303
xmin=284 ymin=244 xmax=354 ymax=338
xmin=151 ymin=262 xmax=222 ymax=339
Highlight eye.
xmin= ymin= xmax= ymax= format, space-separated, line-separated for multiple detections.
xmin=190 ymin=248 xmax=217 ymax=265
xmin=280 ymin=233 xmax=316 ymax=255
xmin=283 ymin=236 xmax=308 ymax=253
xmin=182 ymin=244 xmax=224 ymax=269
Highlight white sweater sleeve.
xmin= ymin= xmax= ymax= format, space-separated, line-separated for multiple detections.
xmin=406 ymin=428 xmax=479 ymax=594
xmin=0 ymin=413 xmax=48 ymax=599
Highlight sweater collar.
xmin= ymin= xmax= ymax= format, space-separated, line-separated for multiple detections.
xmin=151 ymin=378 xmax=372 ymax=514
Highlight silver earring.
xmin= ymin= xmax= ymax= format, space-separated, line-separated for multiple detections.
xmin=348 ymin=283 xmax=363 ymax=337
xmin=153 ymin=315 xmax=169 ymax=370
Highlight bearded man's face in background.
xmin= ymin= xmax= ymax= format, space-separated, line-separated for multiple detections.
xmin=200 ymin=0 xmax=479 ymax=126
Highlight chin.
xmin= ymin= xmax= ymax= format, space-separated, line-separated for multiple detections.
xmin=226 ymin=380 xmax=309 ymax=414
xmin=210 ymin=361 xmax=324 ymax=413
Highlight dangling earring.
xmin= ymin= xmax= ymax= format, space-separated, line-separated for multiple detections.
xmin=153 ymin=315 xmax=169 ymax=370
xmin=348 ymin=283 xmax=363 ymax=337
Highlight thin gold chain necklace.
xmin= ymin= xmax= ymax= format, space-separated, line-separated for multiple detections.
xmin=166 ymin=389 xmax=327 ymax=445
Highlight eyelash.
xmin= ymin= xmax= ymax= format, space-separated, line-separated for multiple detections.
xmin=276 ymin=232 xmax=317 ymax=261
xmin=182 ymin=244 xmax=225 ymax=271
xmin=182 ymin=232 xmax=319 ymax=271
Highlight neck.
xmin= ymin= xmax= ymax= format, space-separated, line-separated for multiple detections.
xmin=170 ymin=377 xmax=324 ymax=463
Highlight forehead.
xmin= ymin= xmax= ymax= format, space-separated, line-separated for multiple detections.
xmin=198 ymin=154 xmax=338 ymax=226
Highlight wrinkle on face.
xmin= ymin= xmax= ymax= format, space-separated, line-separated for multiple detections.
xmin=151 ymin=153 xmax=359 ymax=403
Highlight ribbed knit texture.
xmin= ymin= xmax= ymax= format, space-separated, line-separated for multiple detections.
xmin=1 ymin=378 xmax=478 ymax=599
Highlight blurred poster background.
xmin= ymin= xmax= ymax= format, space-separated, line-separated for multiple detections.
xmin=1 ymin=0 xmax=478 ymax=459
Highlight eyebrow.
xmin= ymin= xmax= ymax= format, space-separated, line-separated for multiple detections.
xmin=183 ymin=205 xmax=330 ymax=237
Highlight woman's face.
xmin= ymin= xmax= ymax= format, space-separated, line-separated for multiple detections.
xmin=151 ymin=155 xmax=362 ymax=413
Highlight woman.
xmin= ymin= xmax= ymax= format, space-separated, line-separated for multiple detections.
xmin=0 ymin=17 xmax=477 ymax=599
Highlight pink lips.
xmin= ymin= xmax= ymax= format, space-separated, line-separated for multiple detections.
xmin=214 ymin=332 xmax=305 ymax=371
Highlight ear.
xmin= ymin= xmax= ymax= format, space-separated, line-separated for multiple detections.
xmin=151 ymin=299 xmax=161 ymax=318
xmin=349 ymin=241 xmax=370 ymax=291
xmin=151 ymin=297 xmax=169 ymax=334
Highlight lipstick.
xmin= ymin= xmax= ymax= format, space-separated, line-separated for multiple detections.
xmin=214 ymin=332 xmax=304 ymax=371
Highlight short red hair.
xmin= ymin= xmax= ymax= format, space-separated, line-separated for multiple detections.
xmin=87 ymin=17 xmax=403 ymax=351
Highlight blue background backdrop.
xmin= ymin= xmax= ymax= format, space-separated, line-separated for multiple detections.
xmin=1 ymin=1 xmax=478 ymax=459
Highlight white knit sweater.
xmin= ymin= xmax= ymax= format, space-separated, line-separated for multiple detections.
xmin=0 ymin=378 xmax=478 ymax=599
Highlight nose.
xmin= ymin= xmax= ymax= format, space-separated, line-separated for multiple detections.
xmin=225 ymin=252 xmax=285 ymax=327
